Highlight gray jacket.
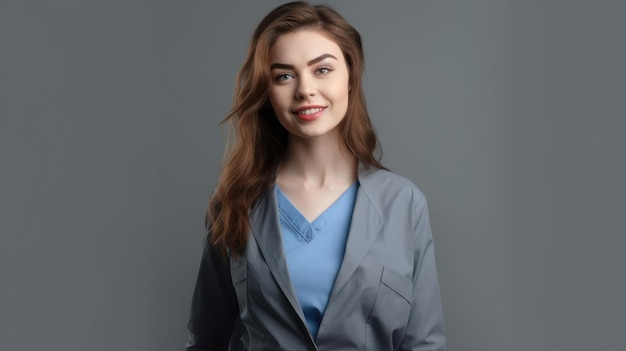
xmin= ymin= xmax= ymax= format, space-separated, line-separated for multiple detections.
xmin=186 ymin=168 xmax=446 ymax=350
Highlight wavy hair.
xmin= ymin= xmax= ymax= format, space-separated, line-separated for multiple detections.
xmin=208 ymin=1 xmax=385 ymax=257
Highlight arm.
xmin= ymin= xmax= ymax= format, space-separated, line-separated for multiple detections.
xmin=185 ymin=236 xmax=239 ymax=351
xmin=400 ymin=195 xmax=446 ymax=351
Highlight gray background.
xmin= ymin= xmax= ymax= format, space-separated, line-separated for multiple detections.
xmin=1 ymin=1 xmax=625 ymax=350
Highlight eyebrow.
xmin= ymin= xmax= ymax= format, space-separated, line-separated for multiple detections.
xmin=270 ymin=53 xmax=338 ymax=70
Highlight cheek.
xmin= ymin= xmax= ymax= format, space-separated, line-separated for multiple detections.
xmin=269 ymin=90 xmax=290 ymax=128
xmin=329 ymin=74 xmax=350 ymax=104
xmin=329 ymin=83 xmax=350 ymax=109
xmin=268 ymin=89 xmax=278 ymax=107
xmin=269 ymin=88 xmax=290 ymax=112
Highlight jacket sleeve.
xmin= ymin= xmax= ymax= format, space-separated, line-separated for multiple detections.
xmin=399 ymin=195 xmax=446 ymax=351
xmin=185 ymin=236 xmax=239 ymax=351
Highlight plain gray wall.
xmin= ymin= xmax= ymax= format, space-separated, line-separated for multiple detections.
xmin=1 ymin=1 xmax=625 ymax=350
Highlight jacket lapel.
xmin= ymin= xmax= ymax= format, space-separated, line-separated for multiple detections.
xmin=328 ymin=168 xmax=383 ymax=299
xmin=248 ymin=185 xmax=309 ymax=328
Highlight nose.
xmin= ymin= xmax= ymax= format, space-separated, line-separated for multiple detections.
xmin=295 ymin=75 xmax=315 ymax=99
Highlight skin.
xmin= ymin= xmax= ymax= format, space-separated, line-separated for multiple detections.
xmin=269 ymin=29 xmax=357 ymax=223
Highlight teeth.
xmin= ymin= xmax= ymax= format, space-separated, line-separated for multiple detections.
xmin=297 ymin=108 xmax=323 ymax=115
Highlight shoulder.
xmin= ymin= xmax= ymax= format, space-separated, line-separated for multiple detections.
xmin=357 ymin=167 xmax=426 ymax=210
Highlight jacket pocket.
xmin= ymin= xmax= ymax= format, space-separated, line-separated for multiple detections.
xmin=366 ymin=266 xmax=412 ymax=350
xmin=380 ymin=266 xmax=412 ymax=304
xmin=231 ymin=259 xmax=247 ymax=285
xmin=230 ymin=260 xmax=249 ymax=346
xmin=230 ymin=260 xmax=247 ymax=309
xmin=230 ymin=260 xmax=267 ymax=350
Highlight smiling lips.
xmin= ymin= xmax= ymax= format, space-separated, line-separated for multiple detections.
xmin=292 ymin=106 xmax=326 ymax=121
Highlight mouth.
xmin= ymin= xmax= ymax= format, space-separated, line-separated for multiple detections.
xmin=292 ymin=106 xmax=326 ymax=122
xmin=292 ymin=106 xmax=326 ymax=121
xmin=292 ymin=106 xmax=326 ymax=115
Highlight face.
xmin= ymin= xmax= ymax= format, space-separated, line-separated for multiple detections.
xmin=268 ymin=29 xmax=350 ymax=142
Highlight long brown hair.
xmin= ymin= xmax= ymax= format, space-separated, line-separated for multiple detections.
xmin=208 ymin=1 xmax=385 ymax=257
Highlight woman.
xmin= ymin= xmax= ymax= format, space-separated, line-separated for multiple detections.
xmin=186 ymin=2 xmax=446 ymax=350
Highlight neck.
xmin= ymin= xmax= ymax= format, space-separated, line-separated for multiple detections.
xmin=277 ymin=132 xmax=357 ymax=188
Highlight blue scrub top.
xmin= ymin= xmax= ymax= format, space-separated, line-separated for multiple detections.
xmin=276 ymin=182 xmax=359 ymax=339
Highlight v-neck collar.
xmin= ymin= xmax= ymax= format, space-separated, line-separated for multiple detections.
xmin=276 ymin=182 xmax=359 ymax=242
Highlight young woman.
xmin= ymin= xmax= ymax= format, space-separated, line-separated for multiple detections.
xmin=186 ymin=2 xmax=446 ymax=350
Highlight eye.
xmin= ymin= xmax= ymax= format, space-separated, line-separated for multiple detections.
xmin=316 ymin=66 xmax=333 ymax=75
xmin=275 ymin=73 xmax=294 ymax=82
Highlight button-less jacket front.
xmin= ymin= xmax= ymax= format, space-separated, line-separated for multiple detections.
xmin=186 ymin=168 xmax=446 ymax=350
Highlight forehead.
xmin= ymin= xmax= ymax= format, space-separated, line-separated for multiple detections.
xmin=269 ymin=29 xmax=344 ymax=63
